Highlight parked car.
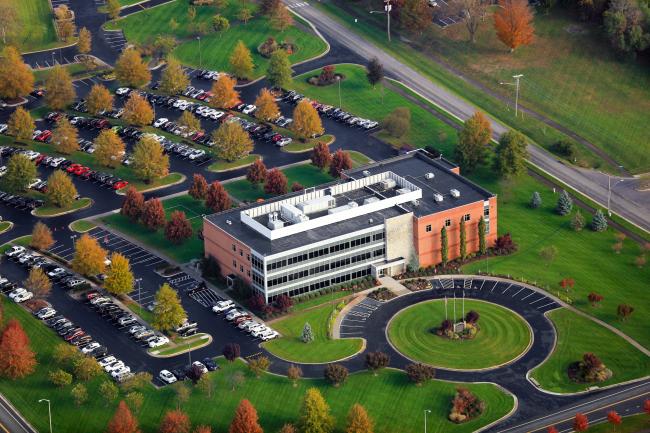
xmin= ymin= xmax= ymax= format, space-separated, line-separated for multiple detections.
xmin=159 ymin=369 xmax=177 ymax=384
xmin=148 ymin=336 xmax=169 ymax=348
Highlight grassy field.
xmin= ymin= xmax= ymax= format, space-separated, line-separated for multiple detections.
xmin=103 ymin=194 xmax=209 ymax=263
xmin=388 ymin=299 xmax=531 ymax=370
xmin=348 ymin=150 xmax=373 ymax=167
xmin=33 ymin=197 xmax=92 ymax=216
xmin=0 ymin=298 xmax=514 ymax=433
xmin=282 ymin=134 xmax=335 ymax=153
xmin=0 ymin=0 xmax=60 ymax=52
xmin=69 ymin=219 xmax=97 ymax=233
xmin=291 ymin=290 xmax=354 ymax=313
xmin=109 ymin=0 xmax=328 ymax=79
xmin=530 ymin=308 xmax=650 ymax=393
xmin=584 ymin=414 xmax=649 ymax=433
xmin=0 ymin=221 xmax=12 ymax=234
xmin=263 ymin=302 xmax=363 ymax=363
xmin=292 ymin=65 xmax=459 ymax=154
xmin=208 ymin=154 xmax=260 ymax=172
xmin=462 ymin=166 xmax=650 ymax=349
xmin=33 ymin=63 xmax=89 ymax=83
xmin=151 ymin=333 xmax=211 ymax=356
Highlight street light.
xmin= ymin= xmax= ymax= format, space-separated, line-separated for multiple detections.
xmin=369 ymin=0 xmax=392 ymax=42
xmin=606 ymin=173 xmax=624 ymax=217
xmin=38 ymin=399 xmax=52 ymax=433
xmin=70 ymin=234 xmax=77 ymax=249
xmin=196 ymin=36 xmax=202 ymax=69
xmin=424 ymin=409 xmax=431 ymax=433
xmin=135 ymin=278 xmax=143 ymax=305
xmin=335 ymin=75 xmax=342 ymax=109
xmin=499 ymin=74 xmax=524 ymax=117
xmin=51 ymin=52 xmax=56 ymax=67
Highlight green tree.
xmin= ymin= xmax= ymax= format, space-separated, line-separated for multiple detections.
xmin=238 ymin=6 xmax=253 ymax=23
xmin=7 ymin=107 xmax=35 ymax=141
xmin=152 ymin=283 xmax=187 ymax=333
xmin=382 ymin=107 xmax=411 ymax=139
xmin=556 ymin=190 xmax=573 ymax=216
xmin=49 ymin=369 xmax=73 ymax=387
xmin=1 ymin=153 xmax=36 ymax=193
xmin=229 ymin=40 xmax=254 ymax=79
xmin=212 ymin=121 xmax=253 ymax=162
xmin=530 ymin=191 xmax=542 ymax=208
xmin=46 ymin=170 xmax=78 ymax=208
xmin=478 ymin=217 xmax=487 ymax=255
xmin=267 ymin=49 xmax=292 ymax=89
xmin=52 ymin=117 xmax=79 ymax=154
xmin=94 ymin=129 xmax=125 ymax=168
xmin=571 ymin=210 xmax=586 ymax=231
xmin=366 ymin=57 xmax=384 ymax=87
xmin=591 ymin=209 xmax=608 ymax=232
xmin=212 ymin=14 xmax=230 ymax=35
xmin=178 ymin=111 xmax=202 ymax=133
xmin=71 ymin=383 xmax=88 ymax=406
xmin=160 ymin=57 xmax=189 ymax=95
xmin=153 ymin=35 xmax=177 ymax=59
xmin=115 ymin=48 xmax=151 ymax=88
xmin=104 ymin=252 xmax=134 ymax=296
xmin=441 ymin=226 xmax=448 ymax=265
xmin=99 ymin=381 xmax=119 ymax=406
xmin=301 ymin=322 xmax=313 ymax=343
xmin=603 ymin=0 xmax=650 ymax=56
xmin=0 ymin=46 xmax=34 ymax=100
xmin=45 ymin=65 xmax=75 ymax=110
xmin=539 ymin=245 xmax=558 ymax=267
xmin=455 ymin=111 xmax=491 ymax=172
xmin=494 ymin=129 xmax=528 ymax=178
xmin=106 ymin=0 xmax=121 ymax=20
xmin=459 ymin=217 xmax=467 ymax=260
xmin=132 ymin=135 xmax=169 ymax=183
xmin=298 ymin=388 xmax=334 ymax=433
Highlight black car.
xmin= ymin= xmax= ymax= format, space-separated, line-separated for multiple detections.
xmin=91 ymin=347 xmax=108 ymax=358
xmin=171 ymin=368 xmax=187 ymax=381
xmin=202 ymin=358 xmax=218 ymax=371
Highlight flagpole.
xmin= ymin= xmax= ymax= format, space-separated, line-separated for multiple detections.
xmin=453 ymin=293 xmax=456 ymax=322
xmin=444 ymin=296 xmax=448 ymax=320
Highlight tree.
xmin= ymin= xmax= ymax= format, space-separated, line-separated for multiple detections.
xmin=210 ymin=75 xmax=240 ymax=109
xmin=31 ymin=222 xmax=54 ymax=251
xmin=279 ymin=425 xmax=296 ymax=433
xmin=301 ymin=322 xmax=314 ymax=343
xmin=107 ymin=401 xmax=141 ymax=433
xmin=121 ymin=188 xmax=145 ymax=221
xmin=73 ymin=356 xmax=102 ymax=381
xmin=455 ymin=111 xmax=491 ymax=172
xmin=72 ymin=233 xmax=107 ymax=276
xmin=106 ymin=0 xmax=121 ymax=20
xmin=441 ymin=226 xmax=448 ymax=265
xmin=462 ymin=0 xmax=488 ymax=42
xmin=45 ymin=65 xmax=75 ymax=110
xmin=255 ymin=88 xmax=280 ymax=121
xmin=270 ymin=4 xmax=293 ymax=31
xmin=1 ymin=153 xmax=35 ymax=193
xmin=52 ymin=117 xmax=79 ymax=154
xmin=230 ymin=40 xmax=254 ymax=80
xmin=493 ymin=130 xmax=527 ymax=179
xmin=311 ymin=142 xmax=332 ymax=170
xmin=115 ymin=49 xmax=151 ymax=87
xmin=206 ymin=181 xmax=231 ymax=212
xmin=365 ymin=351 xmax=390 ymax=374
xmin=229 ymin=399 xmax=263 ymax=433
xmin=291 ymin=182 xmax=304 ymax=192
xmin=645 ymin=399 xmax=650 ymax=415
xmin=287 ymin=364 xmax=302 ymax=386
xmin=0 ymin=320 xmax=36 ymax=379
xmin=71 ymin=383 xmax=88 ymax=406
xmin=607 ymin=411 xmax=621 ymax=431
xmin=267 ymin=49 xmax=292 ymax=89
xmin=329 ymin=149 xmax=353 ymax=178
xmin=178 ymin=111 xmax=202 ymax=133
xmin=238 ymin=7 xmax=253 ymax=24
xmin=94 ymin=129 xmax=125 ymax=168
xmin=160 ymin=410 xmax=191 ymax=433
xmin=0 ymin=47 xmax=34 ymax=100
xmin=212 ymin=121 xmax=253 ymax=162
xmin=223 ymin=343 xmax=241 ymax=362
xmin=153 ymin=35 xmax=178 ymax=59
xmin=212 ymin=14 xmax=231 ymax=35
xmin=603 ymin=0 xmax=650 ymax=56
xmin=406 ymin=363 xmax=435 ymax=385
xmin=189 ymin=174 xmax=209 ymax=200
xmin=571 ymin=210 xmax=586 ymax=231
xmin=152 ymin=283 xmax=187 ymax=332
xmin=46 ymin=170 xmax=78 ymax=208
xmin=366 ymin=57 xmax=384 ymax=87
xmin=105 ymin=252 xmax=134 ymax=296
xmin=53 ymin=343 xmax=80 ymax=367
xmin=132 ymin=135 xmax=169 ymax=183
xmin=141 ymin=198 xmax=166 ymax=231
xmin=494 ymin=0 xmax=534 ymax=52
xmin=121 ymin=372 xmax=154 ymax=392
xmin=87 ymin=84 xmax=114 ymax=116
xmin=324 ymin=363 xmax=348 ymax=387
xmin=346 ymin=404 xmax=373 ymax=433
xmin=530 ymin=191 xmax=542 ymax=208
xmin=49 ymin=368 xmax=73 ymax=387
xmin=165 ymin=211 xmax=193 ymax=244
xmin=261 ymin=0 xmax=281 ymax=15
xmin=465 ymin=310 xmax=480 ymax=324
xmin=383 ymin=107 xmax=411 ymax=138
xmin=478 ymin=217 xmax=487 ymax=255
xmin=0 ymin=3 xmax=18 ymax=46
xmin=591 ymin=209 xmax=608 ymax=232
xmin=246 ymin=158 xmax=267 ymax=185
xmin=23 ymin=268 xmax=51 ymax=298
xmin=539 ymin=245 xmax=558 ymax=267
xmin=400 ymin=0 xmax=433 ymax=34
xmin=459 ymin=217 xmax=468 ymax=260
xmin=617 ymin=304 xmax=634 ymax=321
xmin=99 ymin=381 xmax=119 ymax=407
xmin=78 ymin=27 xmax=92 ymax=54
xmin=196 ymin=374 xmax=213 ymax=398
xmin=298 ymin=388 xmax=334 ymax=433
xmin=171 ymin=382 xmax=190 ymax=409
xmin=59 ymin=21 xmax=77 ymax=43
xmin=574 ymin=413 xmax=589 ymax=432
xmin=264 ymin=168 xmax=288 ymax=195
xmin=160 ymin=58 xmax=190 ymax=95
xmin=7 ymin=105 xmax=36 ymax=141
xmin=556 ymin=190 xmax=573 ymax=216
xmin=292 ymin=99 xmax=324 ymax=140
xmin=123 ymin=93 xmax=154 ymax=126
xmin=276 ymin=294 xmax=293 ymax=312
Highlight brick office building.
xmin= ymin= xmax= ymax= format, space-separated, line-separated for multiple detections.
xmin=203 ymin=150 xmax=497 ymax=302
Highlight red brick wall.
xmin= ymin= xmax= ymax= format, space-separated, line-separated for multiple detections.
xmin=203 ymin=220 xmax=252 ymax=285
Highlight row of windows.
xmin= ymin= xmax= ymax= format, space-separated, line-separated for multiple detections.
xmin=232 ymin=260 xmax=251 ymax=277
xmin=251 ymin=255 xmax=263 ymax=272
xmin=275 ymin=268 xmax=372 ymax=299
xmin=424 ymin=211 xmax=485 ymax=233
xmin=231 ymin=244 xmax=250 ymax=261
xmin=252 ymin=271 xmax=264 ymax=287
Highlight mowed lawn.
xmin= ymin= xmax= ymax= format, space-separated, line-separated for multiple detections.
xmin=0 ymin=0 xmax=59 ymax=52
xmin=102 ymin=194 xmax=208 ymax=263
xmin=292 ymin=65 xmax=459 ymax=154
xmin=531 ymin=309 xmax=650 ymax=393
xmin=388 ymin=299 xmax=531 ymax=370
xmin=110 ymin=0 xmax=327 ymax=78
xmin=462 ymin=167 xmax=650 ymax=349
xmin=0 ymin=298 xmax=515 ymax=433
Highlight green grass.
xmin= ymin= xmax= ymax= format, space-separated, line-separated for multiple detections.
xmin=530 ymin=308 xmax=650 ymax=393
xmin=462 ymin=166 xmax=650 ymax=348
xmin=69 ymin=219 xmax=97 ymax=233
xmin=125 ymin=301 xmax=155 ymax=324
xmin=348 ymin=150 xmax=373 ymax=168
xmin=208 ymin=154 xmax=260 ymax=172
xmin=292 ymin=65 xmax=459 ymax=154
xmin=32 ymin=197 xmax=92 ymax=217
xmin=585 ymin=414 xmax=649 ymax=433
xmin=0 ymin=0 xmax=60 ymax=52
xmin=0 ymin=221 xmax=12 ymax=234
xmin=102 ymin=194 xmax=209 ymax=263
xmin=263 ymin=302 xmax=363 ymax=363
xmin=152 ymin=334 xmax=211 ymax=356
xmin=33 ymin=63 xmax=89 ymax=84
xmin=291 ymin=290 xmax=354 ymax=313
xmin=0 ymin=297 xmax=514 ymax=433
xmin=388 ymin=299 xmax=531 ymax=370
xmin=283 ymin=134 xmax=335 ymax=153
xmin=109 ymin=0 xmax=328 ymax=79
xmin=225 ymin=163 xmax=334 ymax=202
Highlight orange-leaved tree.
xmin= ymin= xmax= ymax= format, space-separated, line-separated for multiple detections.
xmin=493 ymin=0 xmax=534 ymax=52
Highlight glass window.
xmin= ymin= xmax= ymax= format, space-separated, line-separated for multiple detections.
xmin=464 ymin=214 xmax=471 ymax=222
xmin=445 ymin=219 xmax=451 ymax=227
xmin=425 ymin=224 xmax=432 ymax=233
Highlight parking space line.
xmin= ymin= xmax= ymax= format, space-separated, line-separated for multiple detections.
xmin=115 ymin=245 xmax=140 ymax=254
xmin=512 ymin=287 xmax=525 ymax=297
xmin=529 ymin=296 xmax=546 ymax=305
xmin=521 ymin=291 xmax=535 ymax=301
xmin=537 ymin=301 xmax=557 ymax=309
xmin=145 ymin=259 xmax=166 ymax=267
xmin=342 ymin=318 xmax=366 ymax=323
xmin=131 ymin=256 xmax=160 ymax=265
xmin=501 ymin=283 xmax=513 ymax=294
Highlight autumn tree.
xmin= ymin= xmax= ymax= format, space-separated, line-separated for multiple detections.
xmin=603 ymin=0 xmax=650 ymax=56
xmin=261 ymin=0 xmax=281 ymax=15
xmin=264 ymin=168 xmax=288 ymax=195
xmin=72 ymin=233 xmax=107 ymax=276
xmin=346 ymin=404 xmax=373 ymax=433
xmin=212 ymin=121 xmax=253 ymax=162
xmin=587 ymin=292 xmax=603 ymax=307
xmin=229 ymin=399 xmax=263 ymax=433
xmin=455 ymin=111 xmax=491 ymax=172
xmin=292 ymin=99 xmax=323 ymax=140
xmin=106 ymin=0 xmax=121 ymax=19
xmin=121 ymin=188 xmax=145 ymax=221
xmin=255 ymin=88 xmax=280 ymax=121
xmin=279 ymin=425 xmax=296 ymax=433
xmin=248 ymin=356 xmax=271 ymax=377
xmin=115 ymin=48 xmax=151 ymax=87
xmin=212 ymin=14 xmax=230 ymax=35
xmin=206 ymin=181 xmax=231 ymax=212
xmin=383 ymin=107 xmax=411 ymax=138
xmin=45 ymin=65 xmax=75 ymax=110
xmin=165 ymin=211 xmax=193 ymax=244
xmin=52 ymin=117 xmax=79 ymax=154
xmin=161 ymin=57 xmax=190 ymax=95
xmin=141 ymin=198 xmax=166 ymax=230
xmin=607 ymin=410 xmax=621 ymax=431
xmin=123 ymin=93 xmax=154 ymax=126
xmin=364 ymin=351 xmax=390 ymax=374
xmin=86 ymin=84 xmax=114 ymax=115
xmin=0 ymin=3 xmax=18 ymax=46
xmin=230 ymin=40 xmax=254 ymax=80
xmin=400 ymin=0 xmax=433 ymax=34
xmin=270 ymin=4 xmax=293 ymax=31
xmin=267 ymin=49 xmax=292 ymax=89
xmin=0 ymin=320 xmax=36 ymax=379
xmin=189 ymin=174 xmax=209 ymax=200
xmin=247 ymin=158 xmax=267 ymax=185
xmin=77 ymin=27 xmax=92 ymax=54
xmin=160 ymin=410 xmax=191 ymax=433
xmin=329 ymin=149 xmax=353 ymax=178
xmin=7 ymin=107 xmax=35 ymax=141
xmin=94 ymin=129 xmax=126 ymax=168
xmin=298 ymin=388 xmax=334 ymax=433
xmin=223 ymin=343 xmax=241 ymax=362
xmin=310 ymin=142 xmax=332 ymax=170
xmin=31 ymin=222 xmax=54 ymax=251
xmin=494 ymin=0 xmax=535 ymax=52
xmin=46 ymin=170 xmax=78 ymax=208
xmin=324 ymin=363 xmax=348 ymax=387
xmin=617 ymin=304 xmax=634 ymax=321
xmin=461 ymin=0 xmax=488 ymax=43
xmin=366 ymin=57 xmax=384 ymax=87
xmin=107 ymin=401 xmax=141 ymax=433
xmin=153 ymin=283 xmax=187 ymax=332
xmin=49 ymin=369 xmax=73 ymax=387
xmin=73 ymin=356 xmax=103 ymax=381
xmin=406 ymin=363 xmax=435 ymax=385
xmin=105 ymin=252 xmax=134 ymax=296
xmin=23 ymin=268 xmax=51 ymax=298
xmin=573 ymin=413 xmax=589 ymax=432
xmin=494 ymin=129 xmax=528 ymax=178
xmin=194 ymin=426 xmax=212 ymax=433
xmin=132 ymin=135 xmax=169 ymax=182
xmin=71 ymin=383 xmax=88 ymax=406
xmin=211 ymin=75 xmax=240 ymax=109
xmin=178 ymin=111 xmax=202 ymax=133
xmin=0 ymin=46 xmax=34 ymax=100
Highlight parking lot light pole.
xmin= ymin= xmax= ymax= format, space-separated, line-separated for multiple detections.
xmin=424 ymin=409 xmax=431 ymax=433
xmin=187 ymin=341 xmax=192 ymax=365
xmin=336 ymin=76 xmax=342 ymax=108
xmin=196 ymin=37 xmax=202 ymax=69
xmin=38 ymin=399 xmax=52 ymax=433
xmin=499 ymin=74 xmax=524 ymax=117
xmin=606 ymin=174 xmax=624 ymax=217
xmin=70 ymin=234 xmax=77 ymax=250
xmin=135 ymin=278 xmax=143 ymax=305
xmin=369 ymin=0 xmax=392 ymax=42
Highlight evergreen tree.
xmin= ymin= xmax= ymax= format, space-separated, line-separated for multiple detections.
xmin=7 ymin=107 xmax=35 ymax=141
xmin=441 ymin=226 xmax=448 ymax=265
xmin=530 ymin=191 xmax=542 ymax=208
xmin=459 ymin=218 xmax=467 ymax=260
xmin=267 ymin=49 xmax=292 ymax=89
xmin=556 ymin=190 xmax=573 ymax=216
xmin=494 ymin=129 xmax=528 ymax=178
xmin=571 ymin=209 xmax=585 ymax=231
xmin=104 ymin=252 xmax=134 ymax=296
xmin=229 ymin=40 xmax=254 ymax=80
xmin=366 ymin=57 xmax=384 ymax=87
xmin=45 ymin=65 xmax=75 ymax=110
xmin=298 ymin=388 xmax=334 ymax=433
xmin=1 ymin=153 xmax=36 ymax=192
xmin=591 ymin=209 xmax=608 ymax=232
xmin=152 ymin=283 xmax=187 ymax=333
xmin=160 ymin=58 xmax=190 ymax=95
xmin=478 ymin=217 xmax=487 ymax=255
xmin=301 ymin=322 xmax=314 ymax=343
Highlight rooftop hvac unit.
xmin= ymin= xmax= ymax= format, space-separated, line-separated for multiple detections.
xmin=226 ymin=219 xmax=232 ymax=225
xmin=433 ymin=193 xmax=444 ymax=203
xmin=267 ymin=212 xmax=284 ymax=229
xmin=280 ymin=204 xmax=309 ymax=224
xmin=296 ymin=195 xmax=335 ymax=214
xmin=362 ymin=170 xmax=371 ymax=177
xmin=425 ymin=172 xmax=435 ymax=180
xmin=348 ymin=201 xmax=358 ymax=208
xmin=450 ymin=189 xmax=460 ymax=198
xmin=396 ymin=188 xmax=410 ymax=195
xmin=379 ymin=178 xmax=397 ymax=191
xmin=328 ymin=202 xmax=358 ymax=214
xmin=363 ymin=197 xmax=380 ymax=205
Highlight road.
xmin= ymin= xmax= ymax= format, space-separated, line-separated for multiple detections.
xmin=0 ymin=395 xmax=35 ymax=433
xmin=284 ymin=0 xmax=650 ymax=233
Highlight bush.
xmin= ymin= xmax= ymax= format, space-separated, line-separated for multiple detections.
xmin=591 ymin=209 xmax=608 ymax=232
xmin=367 ymin=287 xmax=396 ymax=301
xmin=258 ymin=37 xmax=279 ymax=57
xmin=324 ymin=363 xmax=348 ymax=387
xmin=364 ymin=351 xmax=390 ymax=373
xmin=318 ymin=65 xmax=336 ymax=85
xmin=383 ymin=107 xmax=411 ymax=139
xmin=494 ymin=233 xmax=517 ymax=255
xmin=530 ymin=191 xmax=542 ymax=208
xmin=222 ymin=343 xmax=241 ymax=362
xmin=405 ymin=363 xmax=435 ymax=385
xmin=49 ymin=369 xmax=73 ymax=387
xmin=449 ymin=388 xmax=485 ymax=423
xmin=556 ymin=190 xmax=573 ymax=216
xmin=551 ymin=140 xmax=577 ymax=159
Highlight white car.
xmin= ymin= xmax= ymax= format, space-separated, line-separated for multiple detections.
xmin=191 ymin=361 xmax=208 ymax=374
xmin=212 ymin=300 xmax=235 ymax=313
xmin=210 ymin=110 xmax=224 ymax=121
xmin=28 ymin=178 xmax=42 ymax=189
xmin=148 ymin=336 xmax=169 ymax=348
xmin=242 ymin=104 xmax=256 ymax=115
xmin=49 ymin=157 xmax=65 ymax=167
xmin=90 ymin=296 xmax=111 ymax=305
xmin=5 ymin=246 xmax=25 ymax=257
xmin=237 ymin=320 xmax=255 ymax=330
xmin=98 ymin=356 xmax=117 ymax=368
xmin=242 ymin=322 xmax=263 ymax=333
xmin=276 ymin=138 xmax=292 ymax=147
xmin=32 ymin=130 xmax=42 ymax=140
xmin=159 ymin=369 xmax=177 ymax=384
xmin=188 ymin=149 xmax=205 ymax=160
xmin=128 ymin=325 xmax=147 ymax=334
xmin=111 ymin=366 xmax=131 ymax=378
xmin=251 ymin=326 xmax=272 ymax=338
xmin=17 ymin=253 xmax=35 ymax=264
xmin=104 ymin=360 xmax=125 ymax=372
xmin=8 ymin=288 xmax=27 ymax=299
xmin=37 ymin=308 xmax=57 ymax=320
xmin=260 ymin=330 xmax=279 ymax=341
xmin=14 ymin=292 xmax=33 ymax=303
xmin=81 ymin=342 xmax=101 ymax=354
xmin=0 ymin=124 xmax=7 ymax=134
xmin=47 ymin=268 xmax=66 ymax=278
xmin=0 ymin=166 xmax=7 ymax=177
xmin=225 ymin=310 xmax=243 ymax=321
xmin=115 ymin=87 xmax=130 ymax=96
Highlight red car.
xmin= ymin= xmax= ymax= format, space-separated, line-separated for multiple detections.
xmin=191 ymin=131 xmax=205 ymax=141
xmin=35 ymin=130 xmax=52 ymax=142
xmin=112 ymin=180 xmax=129 ymax=190
xmin=64 ymin=330 xmax=85 ymax=342
xmin=73 ymin=166 xmax=90 ymax=176
xmin=271 ymin=134 xmax=282 ymax=142
xmin=34 ymin=154 xmax=47 ymax=165
xmin=66 ymin=163 xmax=82 ymax=173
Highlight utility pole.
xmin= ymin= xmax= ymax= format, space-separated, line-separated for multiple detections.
xmin=370 ymin=0 xmax=392 ymax=42
xmin=499 ymin=74 xmax=524 ymax=117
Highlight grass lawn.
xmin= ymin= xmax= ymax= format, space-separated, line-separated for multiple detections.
xmin=0 ymin=221 xmax=12 ymax=234
xmin=292 ymin=65 xmax=459 ymax=154
xmin=388 ymin=299 xmax=531 ymax=370
xmin=0 ymin=0 xmax=60 ymax=52
xmin=33 ymin=197 xmax=92 ymax=217
xmin=33 ymin=63 xmax=89 ymax=84
xmin=102 ymin=194 xmax=209 ymax=263
xmin=109 ymin=0 xmax=328 ymax=79
xmin=530 ymin=308 xmax=650 ymax=393
xmin=291 ymin=290 xmax=354 ymax=313
xmin=263 ymin=302 xmax=363 ymax=363
xmin=208 ymin=154 xmax=260 ymax=172
xmin=282 ymin=134 xmax=335 ymax=153
xmin=125 ymin=300 xmax=155 ymax=324
xmin=69 ymin=219 xmax=97 ymax=233
xmin=585 ymin=414 xmax=649 ymax=433
xmin=348 ymin=150 xmax=373 ymax=167
xmin=462 ymin=165 xmax=650 ymax=349
xmin=225 ymin=163 xmax=334 ymax=202
xmin=151 ymin=333 xmax=211 ymax=356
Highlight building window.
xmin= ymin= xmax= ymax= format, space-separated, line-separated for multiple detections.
xmin=425 ymin=224 xmax=432 ymax=233
xmin=484 ymin=219 xmax=490 ymax=233
xmin=445 ymin=219 xmax=451 ymax=227
xmin=246 ymin=254 xmax=250 ymax=262
xmin=463 ymin=214 xmax=471 ymax=222
xmin=232 ymin=260 xmax=236 ymax=268
xmin=484 ymin=207 xmax=490 ymax=217
xmin=247 ymin=270 xmax=251 ymax=277
xmin=231 ymin=244 xmax=236 ymax=252
xmin=239 ymin=250 xmax=243 ymax=257
xmin=240 ymin=265 xmax=244 ymax=272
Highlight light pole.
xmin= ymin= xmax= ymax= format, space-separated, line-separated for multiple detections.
xmin=369 ymin=0 xmax=392 ymax=42
xmin=424 ymin=409 xmax=431 ymax=433
xmin=499 ymin=74 xmax=524 ymax=117
xmin=187 ymin=341 xmax=192 ymax=365
xmin=135 ymin=278 xmax=142 ymax=305
xmin=51 ymin=52 xmax=56 ymax=66
xmin=606 ymin=174 xmax=624 ymax=217
xmin=336 ymin=76 xmax=342 ymax=108
xmin=70 ymin=234 xmax=76 ymax=249
xmin=196 ymin=36 xmax=202 ymax=69
xmin=38 ymin=399 xmax=52 ymax=433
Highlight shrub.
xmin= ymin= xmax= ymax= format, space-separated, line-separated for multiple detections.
xmin=556 ymin=190 xmax=573 ymax=216
xmin=591 ymin=209 xmax=608 ymax=232
xmin=324 ymin=363 xmax=348 ymax=387
xmin=259 ymin=37 xmax=279 ymax=57
xmin=364 ymin=351 xmax=390 ymax=373
xmin=449 ymin=388 xmax=485 ymax=423
xmin=530 ymin=191 xmax=542 ymax=208
xmin=551 ymin=140 xmax=577 ymax=159
xmin=405 ymin=363 xmax=435 ymax=385
xmin=222 ymin=343 xmax=241 ymax=362
xmin=318 ymin=65 xmax=336 ymax=85
xmin=494 ymin=233 xmax=517 ymax=255
xmin=49 ymin=369 xmax=73 ymax=387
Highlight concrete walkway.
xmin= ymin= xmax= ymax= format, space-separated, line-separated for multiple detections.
xmin=378 ymin=276 xmax=411 ymax=296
